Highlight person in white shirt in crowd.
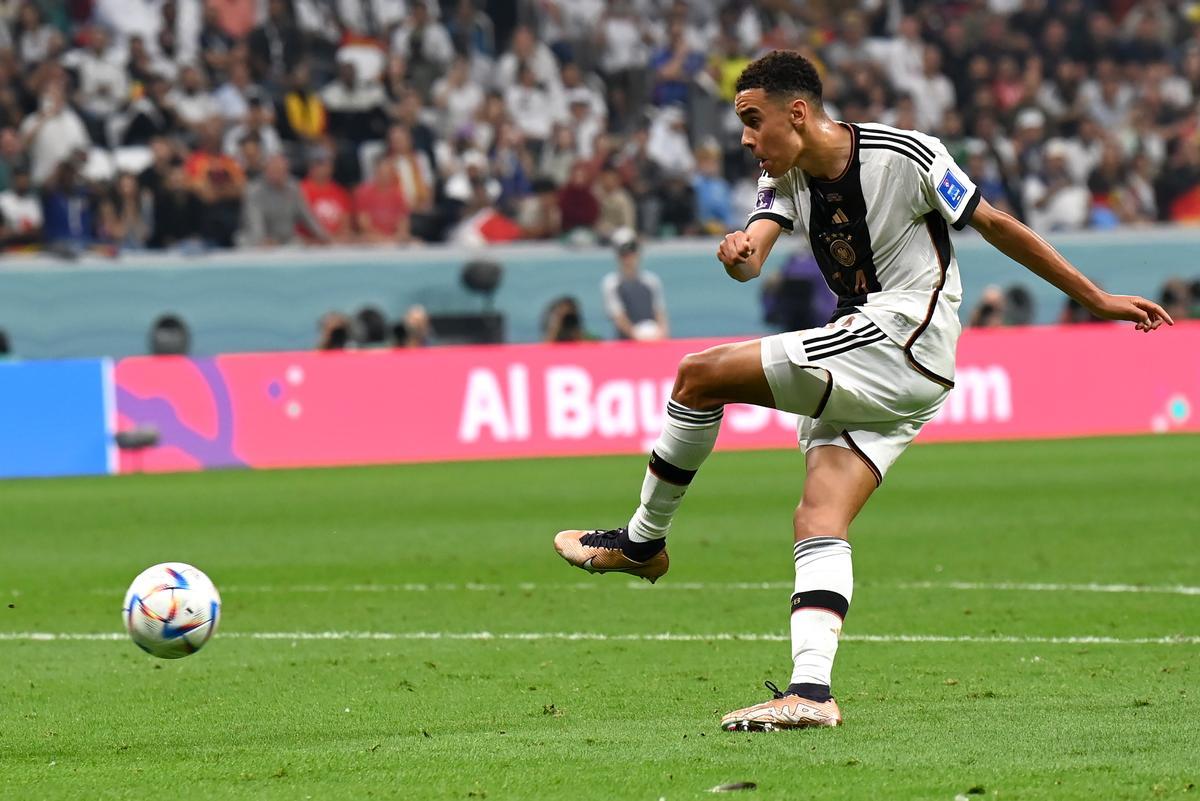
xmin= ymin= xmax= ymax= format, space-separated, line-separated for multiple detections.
xmin=595 ymin=0 xmax=653 ymax=129
xmin=1023 ymin=138 xmax=1091 ymax=231
xmin=496 ymin=25 xmax=562 ymax=93
xmin=0 ymin=166 xmax=43 ymax=242
xmin=19 ymin=77 xmax=90 ymax=186
xmin=646 ymin=105 xmax=695 ymax=177
xmin=63 ymin=25 xmax=128 ymax=144
xmin=431 ymin=56 xmax=485 ymax=136
xmin=505 ymin=64 xmax=558 ymax=151
xmin=900 ymin=45 xmax=955 ymax=132
xmin=864 ymin=15 xmax=925 ymax=90
xmin=391 ymin=0 xmax=455 ymax=96
xmin=167 ymin=64 xmax=220 ymax=136
xmin=223 ymin=95 xmax=283 ymax=159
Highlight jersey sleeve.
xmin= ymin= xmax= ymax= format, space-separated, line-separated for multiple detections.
xmin=745 ymin=170 xmax=798 ymax=234
xmin=917 ymin=138 xmax=980 ymax=230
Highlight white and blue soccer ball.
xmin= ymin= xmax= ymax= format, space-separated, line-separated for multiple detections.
xmin=123 ymin=562 xmax=221 ymax=659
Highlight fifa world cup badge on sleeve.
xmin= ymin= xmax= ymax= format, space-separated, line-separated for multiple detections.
xmin=938 ymin=170 xmax=966 ymax=210
xmin=755 ymin=188 xmax=776 ymax=210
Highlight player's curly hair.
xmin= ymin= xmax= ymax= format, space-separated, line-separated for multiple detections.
xmin=735 ymin=50 xmax=823 ymax=106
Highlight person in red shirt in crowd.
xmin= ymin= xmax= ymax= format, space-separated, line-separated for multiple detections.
xmin=300 ymin=149 xmax=356 ymax=242
xmin=353 ymin=158 xmax=412 ymax=243
xmin=558 ymin=160 xmax=600 ymax=234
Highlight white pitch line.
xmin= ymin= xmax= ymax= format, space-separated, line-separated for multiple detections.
xmin=81 ymin=580 xmax=1200 ymax=596
xmin=1 ymin=631 xmax=1198 ymax=645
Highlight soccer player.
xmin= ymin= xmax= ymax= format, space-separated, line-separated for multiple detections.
xmin=553 ymin=51 xmax=1173 ymax=731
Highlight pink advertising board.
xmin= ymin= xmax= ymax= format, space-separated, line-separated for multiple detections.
xmin=114 ymin=323 xmax=1199 ymax=473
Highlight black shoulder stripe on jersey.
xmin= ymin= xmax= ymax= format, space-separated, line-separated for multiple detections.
xmin=859 ymin=141 xmax=932 ymax=171
xmin=858 ymin=127 xmax=936 ymax=161
xmin=747 ymin=211 xmax=794 ymax=231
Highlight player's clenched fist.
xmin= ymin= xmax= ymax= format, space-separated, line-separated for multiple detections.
xmin=717 ymin=230 xmax=756 ymax=268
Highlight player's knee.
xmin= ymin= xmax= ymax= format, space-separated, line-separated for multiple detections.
xmin=793 ymin=505 xmax=849 ymax=541
xmin=672 ymin=350 xmax=720 ymax=410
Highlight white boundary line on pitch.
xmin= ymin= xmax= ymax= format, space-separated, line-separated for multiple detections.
xmin=2 ymin=631 xmax=1198 ymax=645
xmin=82 ymin=580 xmax=1200 ymax=596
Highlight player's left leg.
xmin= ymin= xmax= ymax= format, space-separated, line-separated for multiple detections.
xmin=720 ymin=444 xmax=876 ymax=731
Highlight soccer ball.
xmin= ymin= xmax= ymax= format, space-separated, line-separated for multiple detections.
xmin=122 ymin=562 xmax=221 ymax=658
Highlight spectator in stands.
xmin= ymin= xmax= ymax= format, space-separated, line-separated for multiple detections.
xmin=1023 ymin=139 xmax=1090 ymax=232
xmin=517 ymin=176 xmax=562 ymax=241
xmin=565 ymin=89 xmax=603 ymax=161
xmin=41 ymin=159 xmax=97 ymax=255
xmin=98 ymin=172 xmax=150 ymax=250
xmin=596 ymin=1 xmax=652 ymax=133
xmin=649 ymin=17 xmax=704 ymax=108
xmin=390 ymin=0 xmax=454 ymax=99
xmin=353 ymin=158 xmax=412 ymax=244
xmin=247 ymin=0 xmax=307 ymax=86
xmin=0 ymin=127 xmax=23 ymax=193
xmin=317 ymin=311 xmax=351 ymax=350
xmin=542 ymin=295 xmax=591 ymax=343
xmin=354 ymin=305 xmax=390 ymax=348
xmin=13 ymin=1 xmax=55 ymax=65
xmin=198 ymin=1 xmax=236 ymax=79
xmin=239 ymin=153 xmax=328 ymax=247
xmin=277 ymin=61 xmax=328 ymax=151
xmin=213 ymin=57 xmax=258 ymax=122
xmin=593 ymin=162 xmax=636 ymax=243
xmin=19 ymin=77 xmax=89 ymax=186
xmin=63 ymin=25 xmax=127 ymax=145
xmin=431 ymin=55 xmax=484 ymax=137
xmin=300 ymin=149 xmax=354 ymax=243
xmin=148 ymin=161 xmax=204 ymax=251
xmin=186 ymin=117 xmax=245 ymax=248
xmin=1159 ymin=278 xmax=1192 ymax=322
xmin=497 ymin=25 xmax=560 ymax=93
xmin=692 ymin=140 xmax=734 ymax=235
xmin=235 ymin=132 xmax=267 ymax=180
xmin=558 ymin=161 xmax=600 ymax=236
xmin=122 ymin=75 xmax=183 ymax=146
xmin=223 ymin=94 xmax=283 ymax=157
xmin=397 ymin=304 xmax=432 ymax=347
xmin=0 ymin=166 xmax=43 ymax=247
xmin=505 ymin=64 xmax=557 ymax=155
xmin=968 ymin=285 xmax=1007 ymax=328
xmin=601 ymin=227 xmax=669 ymax=341
xmin=382 ymin=124 xmax=434 ymax=222
xmin=0 ymin=327 xmax=10 ymax=358
xmin=168 ymin=64 xmax=220 ymax=138
xmin=322 ymin=58 xmax=388 ymax=184
xmin=645 ymin=105 xmax=694 ymax=177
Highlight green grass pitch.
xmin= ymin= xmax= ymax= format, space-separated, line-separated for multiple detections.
xmin=2 ymin=434 xmax=1198 ymax=800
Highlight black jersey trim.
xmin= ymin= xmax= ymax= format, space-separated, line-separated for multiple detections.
xmin=857 ymin=127 xmax=936 ymax=160
xmin=840 ymin=429 xmax=883 ymax=487
xmin=952 ymin=186 xmax=982 ymax=230
xmin=747 ymin=211 xmax=794 ymax=231
xmin=900 ymin=213 xmax=956 ymax=390
xmin=859 ymin=140 xmax=933 ymax=171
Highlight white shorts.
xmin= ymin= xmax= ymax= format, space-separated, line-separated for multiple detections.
xmin=759 ymin=314 xmax=950 ymax=484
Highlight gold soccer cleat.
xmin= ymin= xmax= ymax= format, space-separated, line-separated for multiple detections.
xmin=553 ymin=528 xmax=669 ymax=584
xmin=720 ymin=682 xmax=843 ymax=732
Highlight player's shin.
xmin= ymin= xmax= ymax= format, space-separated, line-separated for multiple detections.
xmin=626 ymin=400 xmax=723 ymax=554
xmin=789 ymin=537 xmax=853 ymax=701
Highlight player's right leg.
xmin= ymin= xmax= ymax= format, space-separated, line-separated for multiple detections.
xmin=553 ymin=338 xmax=831 ymax=582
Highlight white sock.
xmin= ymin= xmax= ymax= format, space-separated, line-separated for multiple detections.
xmin=789 ymin=537 xmax=853 ymax=689
xmin=627 ymin=400 xmax=722 ymax=542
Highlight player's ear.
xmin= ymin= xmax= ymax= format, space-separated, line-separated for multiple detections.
xmin=790 ymin=96 xmax=808 ymax=128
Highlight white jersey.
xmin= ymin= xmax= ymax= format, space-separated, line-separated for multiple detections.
xmin=747 ymin=122 xmax=979 ymax=387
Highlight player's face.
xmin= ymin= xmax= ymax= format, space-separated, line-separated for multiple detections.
xmin=735 ymin=89 xmax=804 ymax=178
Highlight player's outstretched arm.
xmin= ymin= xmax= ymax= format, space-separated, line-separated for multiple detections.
xmin=717 ymin=218 xmax=783 ymax=283
xmin=968 ymin=198 xmax=1174 ymax=332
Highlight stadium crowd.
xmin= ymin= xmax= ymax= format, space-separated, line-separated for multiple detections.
xmin=0 ymin=0 xmax=1199 ymax=274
